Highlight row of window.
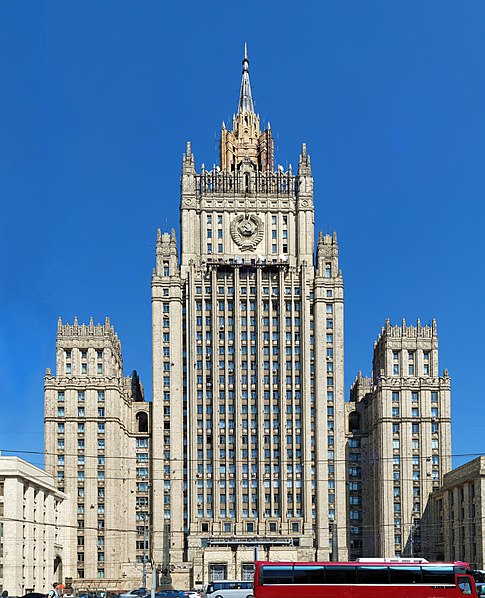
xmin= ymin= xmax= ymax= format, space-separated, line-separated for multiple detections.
xmin=58 ymin=422 xmax=105 ymax=432
xmin=65 ymin=363 xmax=104 ymax=375
xmin=392 ymin=391 xmax=439 ymax=402
xmin=192 ymin=330 xmax=313 ymax=342
xmin=192 ymin=389 xmax=312 ymax=401
xmin=65 ymin=349 xmax=103 ymax=360
xmin=77 ymin=535 xmax=105 ymax=546
xmin=58 ymin=455 xmax=106 ymax=465
xmin=193 ymin=286 xmax=311 ymax=296
xmin=195 ymin=300 xmax=309 ymax=312
xmin=194 ymin=374 xmax=307 ymax=385
xmin=59 ymin=470 xmax=106 ymax=482
xmin=390 ymin=407 xmax=440 ymax=417
xmin=197 ymin=508 xmax=303 ymax=518
xmin=58 ymin=390 xmax=105 ymax=402
xmin=57 ymin=439 xmax=106 ymax=450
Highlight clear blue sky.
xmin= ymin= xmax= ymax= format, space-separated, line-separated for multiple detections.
xmin=1 ymin=1 xmax=484 ymax=471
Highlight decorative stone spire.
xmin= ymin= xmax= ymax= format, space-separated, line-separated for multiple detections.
xmin=220 ymin=47 xmax=274 ymax=172
xmin=238 ymin=43 xmax=254 ymax=114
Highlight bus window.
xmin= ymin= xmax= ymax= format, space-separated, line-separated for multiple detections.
xmin=325 ymin=566 xmax=356 ymax=584
xmin=422 ymin=567 xmax=455 ymax=585
xmin=458 ymin=578 xmax=472 ymax=595
xmin=261 ymin=566 xmax=293 ymax=584
xmin=389 ymin=566 xmax=422 ymax=584
xmin=293 ymin=566 xmax=326 ymax=584
xmin=357 ymin=567 xmax=390 ymax=584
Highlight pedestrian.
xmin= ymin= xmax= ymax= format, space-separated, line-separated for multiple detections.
xmin=48 ymin=583 xmax=60 ymax=598
xmin=2 ymin=590 xmax=9 ymax=598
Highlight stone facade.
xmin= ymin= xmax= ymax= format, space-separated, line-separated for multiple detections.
xmin=346 ymin=319 xmax=452 ymax=559
xmin=151 ymin=50 xmax=346 ymax=588
xmin=423 ymin=456 xmax=485 ymax=568
xmin=0 ymin=457 xmax=65 ymax=595
xmin=40 ymin=49 xmax=476 ymax=588
xmin=44 ymin=317 xmax=151 ymax=589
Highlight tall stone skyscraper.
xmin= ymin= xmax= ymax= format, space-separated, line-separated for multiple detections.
xmin=44 ymin=318 xmax=151 ymax=586
xmin=151 ymin=49 xmax=346 ymax=587
xmin=346 ymin=319 xmax=452 ymax=560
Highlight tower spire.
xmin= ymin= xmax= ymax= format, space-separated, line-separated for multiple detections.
xmin=238 ymin=43 xmax=254 ymax=114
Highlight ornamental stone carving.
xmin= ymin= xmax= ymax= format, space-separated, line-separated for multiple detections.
xmin=230 ymin=213 xmax=264 ymax=250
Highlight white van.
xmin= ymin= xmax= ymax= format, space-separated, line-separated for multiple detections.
xmin=201 ymin=580 xmax=253 ymax=598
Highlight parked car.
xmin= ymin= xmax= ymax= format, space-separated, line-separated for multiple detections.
xmin=22 ymin=593 xmax=47 ymax=598
xmin=118 ymin=590 xmax=149 ymax=598
xmin=155 ymin=591 xmax=189 ymax=598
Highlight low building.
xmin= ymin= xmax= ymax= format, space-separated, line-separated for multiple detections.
xmin=423 ymin=456 xmax=485 ymax=567
xmin=0 ymin=456 xmax=65 ymax=595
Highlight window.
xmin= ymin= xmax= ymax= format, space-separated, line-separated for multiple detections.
xmin=423 ymin=352 xmax=430 ymax=375
xmin=408 ymin=352 xmax=415 ymax=375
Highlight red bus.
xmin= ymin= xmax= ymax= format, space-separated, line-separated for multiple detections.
xmin=254 ymin=560 xmax=477 ymax=598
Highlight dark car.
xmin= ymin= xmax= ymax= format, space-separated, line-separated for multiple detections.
xmin=155 ymin=592 xmax=189 ymax=598
xmin=22 ymin=593 xmax=47 ymax=598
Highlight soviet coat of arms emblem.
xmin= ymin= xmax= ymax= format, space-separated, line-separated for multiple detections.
xmin=230 ymin=214 xmax=264 ymax=250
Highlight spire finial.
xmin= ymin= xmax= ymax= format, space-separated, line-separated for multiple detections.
xmin=238 ymin=44 xmax=254 ymax=114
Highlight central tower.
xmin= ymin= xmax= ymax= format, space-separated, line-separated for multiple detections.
xmin=152 ymin=49 xmax=346 ymax=587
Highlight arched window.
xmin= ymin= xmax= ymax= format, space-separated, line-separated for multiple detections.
xmin=136 ymin=411 xmax=148 ymax=433
xmin=349 ymin=411 xmax=360 ymax=433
